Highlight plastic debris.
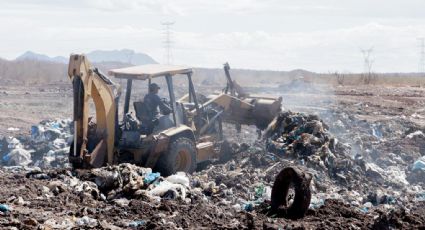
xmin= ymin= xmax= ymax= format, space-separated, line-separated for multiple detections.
xmin=148 ymin=180 xmax=187 ymax=200
xmin=76 ymin=216 xmax=98 ymax=228
xmin=243 ymin=203 xmax=254 ymax=212
xmin=415 ymin=192 xmax=425 ymax=202
xmin=128 ymin=220 xmax=146 ymax=228
xmin=412 ymin=156 xmax=425 ymax=171
xmin=0 ymin=204 xmax=10 ymax=213
xmin=7 ymin=137 xmax=21 ymax=149
xmin=143 ymin=172 xmax=160 ymax=184
xmin=360 ymin=202 xmax=373 ymax=213
xmin=166 ymin=172 xmax=190 ymax=187
xmin=4 ymin=148 xmax=32 ymax=166
xmin=406 ymin=130 xmax=425 ymax=139
xmin=309 ymin=197 xmax=325 ymax=209
xmin=1 ymin=119 xmax=73 ymax=169
xmin=254 ymin=184 xmax=265 ymax=198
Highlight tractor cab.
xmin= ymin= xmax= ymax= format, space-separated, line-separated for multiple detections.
xmin=109 ymin=65 xmax=200 ymax=143
xmin=108 ymin=65 xmax=223 ymax=174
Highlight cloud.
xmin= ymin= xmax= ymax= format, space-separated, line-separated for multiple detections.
xmin=171 ymin=23 xmax=425 ymax=72
xmin=0 ymin=1 xmax=425 ymax=72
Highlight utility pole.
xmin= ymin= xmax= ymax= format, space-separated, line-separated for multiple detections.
xmin=161 ymin=21 xmax=175 ymax=64
xmin=418 ymin=38 xmax=425 ymax=73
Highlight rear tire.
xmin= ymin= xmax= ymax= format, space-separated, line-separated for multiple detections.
xmin=271 ymin=167 xmax=312 ymax=219
xmin=156 ymin=137 xmax=196 ymax=177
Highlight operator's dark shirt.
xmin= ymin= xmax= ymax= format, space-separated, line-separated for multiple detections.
xmin=143 ymin=92 xmax=171 ymax=119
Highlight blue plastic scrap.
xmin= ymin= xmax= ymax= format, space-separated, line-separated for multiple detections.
xmin=31 ymin=126 xmax=39 ymax=136
xmin=0 ymin=204 xmax=10 ymax=213
xmin=243 ymin=203 xmax=254 ymax=212
xmin=416 ymin=193 xmax=425 ymax=202
xmin=360 ymin=207 xmax=369 ymax=213
xmin=412 ymin=157 xmax=425 ymax=171
xmin=143 ymin=172 xmax=160 ymax=184
xmin=2 ymin=153 xmax=10 ymax=162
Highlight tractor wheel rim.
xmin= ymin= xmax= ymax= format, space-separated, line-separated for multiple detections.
xmin=286 ymin=182 xmax=296 ymax=207
xmin=175 ymin=149 xmax=190 ymax=171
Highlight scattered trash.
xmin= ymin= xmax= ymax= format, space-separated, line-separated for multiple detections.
xmin=76 ymin=216 xmax=98 ymax=228
xmin=148 ymin=180 xmax=187 ymax=200
xmin=7 ymin=127 xmax=19 ymax=131
xmin=309 ymin=197 xmax=325 ymax=209
xmin=412 ymin=156 xmax=425 ymax=171
xmin=1 ymin=99 xmax=424 ymax=228
xmin=415 ymin=192 xmax=425 ymax=202
xmin=4 ymin=148 xmax=32 ymax=166
xmin=143 ymin=172 xmax=160 ymax=184
xmin=0 ymin=204 xmax=10 ymax=213
xmin=406 ymin=130 xmax=425 ymax=139
xmin=1 ymin=119 xmax=73 ymax=168
xmin=243 ymin=203 xmax=254 ymax=212
xmin=371 ymin=125 xmax=383 ymax=139
xmin=166 ymin=172 xmax=190 ymax=187
xmin=6 ymin=137 xmax=22 ymax=149
xmin=359 ymin=202 xmax=374 ymax=213
xmin=128 ymin=220 xmax=146 ymax=228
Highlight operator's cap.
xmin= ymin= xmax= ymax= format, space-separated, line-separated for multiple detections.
xmin=149 ymin=83 xmax=160 ymax=91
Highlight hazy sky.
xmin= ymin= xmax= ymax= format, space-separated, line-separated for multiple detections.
xmin=1 ymin=0 xmax=425 ymax=72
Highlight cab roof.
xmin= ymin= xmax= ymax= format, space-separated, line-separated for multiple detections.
xmin=108 ymin=64 xmax=192 ymax=80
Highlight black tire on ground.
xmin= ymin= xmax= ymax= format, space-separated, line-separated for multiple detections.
xmin=155 ymin=137 xmax=196 ymax=177
xmin=271 ymin=167 xmax=312 ymax=219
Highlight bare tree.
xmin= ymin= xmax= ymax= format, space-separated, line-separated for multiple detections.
xmin=360 ymin=48 xmax=376 ymax=84
xmin=331 ymin=71 xmax=346 ymax=86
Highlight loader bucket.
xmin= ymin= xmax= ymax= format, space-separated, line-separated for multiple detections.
xmin=222 ymin=96 xmax=282 ymax=130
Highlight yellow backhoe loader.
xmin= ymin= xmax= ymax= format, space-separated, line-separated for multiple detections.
xmin=68 ymin=54 xmax=281 ymax=176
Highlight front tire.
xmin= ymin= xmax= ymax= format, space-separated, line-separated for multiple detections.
xmin=156 ymin=137 xmax=196 ymax=177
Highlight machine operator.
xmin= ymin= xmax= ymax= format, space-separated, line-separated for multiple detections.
xmin=143 ymin=83 xmax=171 ymax=118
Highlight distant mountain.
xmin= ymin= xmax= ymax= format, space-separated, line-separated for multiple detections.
xmin=287 ymin=69 xmax=316 ymax=77
xmin=87 ymin=49 xmax=157 ymax=65
xmin=16 ymin=51 xmax=68 ymax=64
xmin=15 ymin=49 xmax=157 ymax=65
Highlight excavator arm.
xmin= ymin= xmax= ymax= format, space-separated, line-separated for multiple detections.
xmin=68 ymin=54 xmax=121 ymax=168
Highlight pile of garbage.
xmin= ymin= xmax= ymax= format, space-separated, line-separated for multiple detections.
xmin=0 ymin=113 xmax=424 ymax=228
xmin=265 ymin=111 xmax=363 ymax=184
xmin=263 ymin=111 xmax=424 ymax=211
xmin=0 ymin=119 xmax=72 ymax=168
xmin=26 ymin=163 xmax=192 ymax=205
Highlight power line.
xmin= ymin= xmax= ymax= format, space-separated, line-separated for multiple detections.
xmin=418 ymin=38 xmax=425 ymax=73
xmin=161 ymin=21 xmax=175 ymax=65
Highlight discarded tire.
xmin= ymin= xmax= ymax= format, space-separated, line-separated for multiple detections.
xmin=156 ymin=137 xmax=196 ymax=177
xmin=271 ymin=166 xmax=312 ymax=219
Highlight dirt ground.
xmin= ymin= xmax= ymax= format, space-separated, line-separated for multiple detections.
xmin=1 ymin=82 xmax=425 ymax=229
xmin=0 ymin=169 xmax=424 ymax=230
xmin=1 ymin=83 xmax=424 ymax=136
